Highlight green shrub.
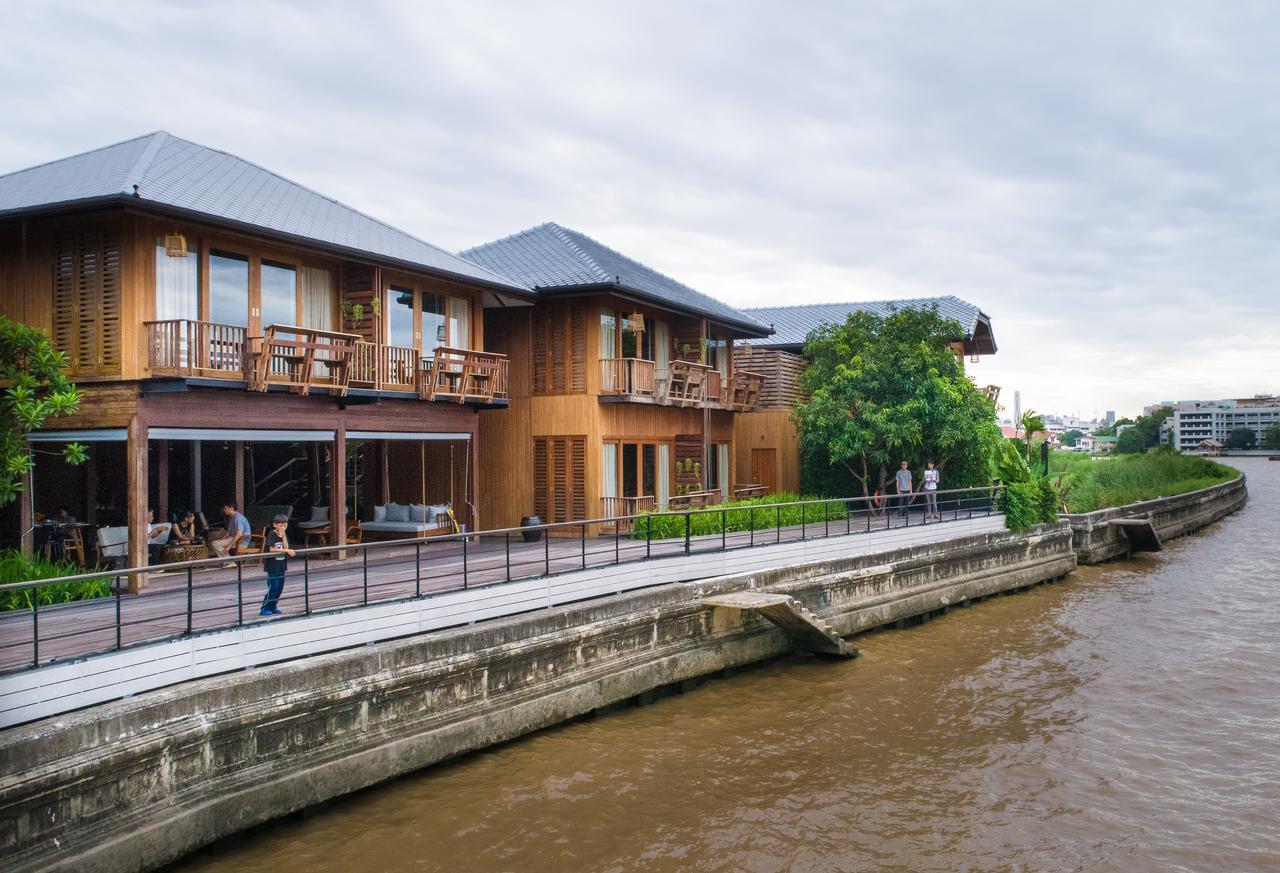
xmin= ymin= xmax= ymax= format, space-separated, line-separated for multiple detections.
xmin=0 ymin=550 xmax=111 ymax=611
xmin=1000 ymin=479 xmax=1058 ymax=532
xmin=1047 ymin=451 xmax=1236 ymax=513
xmin=634 ymin=493 xmax=847 ymax=540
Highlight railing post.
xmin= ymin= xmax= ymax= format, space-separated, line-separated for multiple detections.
xmin=186 ymin=567 xmax=193 ymax=635
xmin=645 ymin=515 xmax=651 ymax=560
xmin=362 ymin=546 xmax=368 ymax=605
xmin=684 ymin=512 xmax=691 ymax=555
xmin=236 ymin=564 xmax=243 ymax=626
xmin=615 ymin=521 xmax=620 ymax=564
xmin=304 ymin=554 xmax=311 ymax=615
xmin=463 ymin=535 xmax=469 ymax=588
xmin=504 ymin=533 xmax=511 ymax=583
xmin=545 ymin=529 xmax=550 ymax=576
xmin=115 ymin=585 xmax=122 ymax=651
xmin=801 ymin=502 xmax=806 ymax=540
xmin=581 ymin=523 xmax=586 ymax=570
xmin=31 ymin=594 xmax=38 ymax=669
xmin=866 ymin=498 xmax=872 ymax=533
xmin=721 ymin=508 xmax=726 ymax=551
xmin=415 ymin=542 xmax=422 ymax=597
xmin=825 ymin=500 xmax=830 ymax=537
xmin=750 ymin=507 xmax=755 ymax=547
xmin=776 ymin=505 xmax=781 ymax=543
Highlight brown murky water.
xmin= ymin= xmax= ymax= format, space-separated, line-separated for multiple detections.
xmin=181 ymin=459 xmax=1279 ymax=873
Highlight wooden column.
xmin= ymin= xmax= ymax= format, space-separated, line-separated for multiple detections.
xmin=155 ymin=440 xmax=169 ymax=520
xmin=233 ymin=441 xmax=245 ymax=511
xmin=469 ymin=426 xmax=480 ymax=533
xmin=126 ymin=417 xmax=148 ymax=592
xmin=329 ymin=426 xmax=346 ymax=551
xmin=190 ymin=441 xmax=202 ymax=514
xmin=85 ymin=452 xmax=98 ymax=525
xmin=379 ymin=441 xmax=390 ymax=505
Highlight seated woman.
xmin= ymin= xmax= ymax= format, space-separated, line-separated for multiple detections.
xmin=173 ymin=511 xmax=200 ymax=545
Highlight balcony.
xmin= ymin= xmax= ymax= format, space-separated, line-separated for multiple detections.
xmin=598 ymin=358 xmax=763 ymax=411
xmin=600 ymin=495 xmax=656 ymax=532
xmin=601 ymin=358 xmax=658 ymax=398
xmin=146 ymin=320 xmax=507 ymax=403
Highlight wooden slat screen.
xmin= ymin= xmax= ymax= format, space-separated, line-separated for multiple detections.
xmin=532 ymin=436 xmax=587 ymax=523
xmin=52 ymin=223 xmax=122 ymax=376
xmin=339 ymin=263 xmax=380 ymax=343
xmin=532 ymin=304 xmax=586 ymax=394
xmin=732 ymin=347 xmax=805 ymax=409
xmin=675 ymin=434 xmax=704 ymax=491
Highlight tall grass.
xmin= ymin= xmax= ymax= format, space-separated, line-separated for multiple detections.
xmin=0 ymin=551 xmax=112 ymax=611
xmin=1048 ymin=451 xmax=1237 ymax=513
xmin=633 ymin=493 xmax=848 ymax=540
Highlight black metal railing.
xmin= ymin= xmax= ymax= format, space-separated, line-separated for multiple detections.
xmin=0 ymin=486 xmax=1000 ymax=673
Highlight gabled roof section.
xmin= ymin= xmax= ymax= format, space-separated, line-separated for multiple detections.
xmin=0 ymin=132 xmax=530 ymax=296
xmin=460 ymin=223 xmax=772 ymax=337
xmin=740 ymin=295 xmax=997 ymax=355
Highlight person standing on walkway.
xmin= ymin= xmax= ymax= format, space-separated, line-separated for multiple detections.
xmin=260 ymin=514 xmax=295 ymax=616
xmin=895 ymin=461 xmax=913 ymax=518
xmin=923 ymin=461 xmax=940 ymax=520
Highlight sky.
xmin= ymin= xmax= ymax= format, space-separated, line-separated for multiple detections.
xmin=2 ymin=0 xmax=1278 ymax=419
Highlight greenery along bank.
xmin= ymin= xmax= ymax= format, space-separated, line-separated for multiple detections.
xmin=633 ymin=493 xmax=845 ymax=539
xmin=1048 ymin=449 xmax=1238 ymax=514
xmin=0 ymin=551 xmax=112 ymax=610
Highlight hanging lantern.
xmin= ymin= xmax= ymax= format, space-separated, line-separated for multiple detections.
xmin=164 ymin=232 xmax=188 ymax=257
xmin=627 ymin=311 xmax=645 ymax=333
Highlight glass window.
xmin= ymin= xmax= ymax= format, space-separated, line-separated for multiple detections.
xmin=421 ymin=293 xmax=445 ymax=356
xmin=387 ymin=286 xmax=415 ymax=348
xmin=209 ymin=251 xmax=249 ymax=326
xmin=600 ymin=310 xmax=618 ymax=359
xmin=155 ymin=239 xmax=199 ymax=322
xmin=260 ymin=261 xmax=297 ymax=329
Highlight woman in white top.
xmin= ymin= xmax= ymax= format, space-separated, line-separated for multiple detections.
xmin=923 ymin=461 xmax=940 ymax=520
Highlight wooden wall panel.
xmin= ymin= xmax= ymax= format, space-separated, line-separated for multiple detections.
xmin=478 ymin=398 xmax=533 ymax=530
xmin=733 ymin=347 xmax=805 ymax=410
xmin=733 ymin=409 xmax=801 ymax=494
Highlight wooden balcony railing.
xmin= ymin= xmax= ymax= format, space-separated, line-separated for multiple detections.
xmin=146 ymin=321 xmax=505 ymax=404
xmin=600 ymin=358 xmax=657 ymax=397
xmin=601 ymin=495 xmax=656 ymax=532
xmin=420 ymin=347 xmax=510 ymax=403
xmin=147 ymin=319 xmax=247 ymax=378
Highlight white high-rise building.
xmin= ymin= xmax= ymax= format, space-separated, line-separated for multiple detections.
xmin=1163 ymin=395 xmax=1280 ymax=451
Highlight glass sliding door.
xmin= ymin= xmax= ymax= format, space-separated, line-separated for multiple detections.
xmin=421 ymin=293 xmax=445 ymax=358
xmin=155 ymin=240 xmax=199 ymax=322
xmin=386 ymin=286 xmax=415 ymax=349
xmin=209 ymin=251 xmax=249 ymax=326
xmin=621 ymin=443 xmax=638 ymax=499
xmin=260 ymin=260 xmax=297 ymax=329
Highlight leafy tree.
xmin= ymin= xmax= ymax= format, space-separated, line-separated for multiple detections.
xmin=1016 ymin=409 xmax=1046 ymax=464
xmin=0 ymin=316 xmax=85 ymax=505
xmin=1262 ymin=425 xmax=1280 ymax=451
xmin=1225 ymin=427 xmax=1257 ymax=450
xmin=1061 ymin=429 xmax=1084 ymax=447
xmin=1093 ymin=425 xmax=1116 ymax=437
xmin=1114 ymin=407 xmax=1173 ymax=455
xmin=792 ymin=306 xmax=1001 ymax=498
xmin=1113 ymin=417 xmax=1135 ymax=428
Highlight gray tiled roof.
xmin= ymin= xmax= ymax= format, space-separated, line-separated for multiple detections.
xmin=740 ymin=295 xmax=991 ymax=349
xmin=0 ymin=132 xmax=529 ymax=294
xmin=460 ymin=223 xmax=772 ymax=336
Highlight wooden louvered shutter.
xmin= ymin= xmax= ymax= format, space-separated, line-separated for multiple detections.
xmin=52 ymin=224 xmax=122 ymax=375
xmin=532 ymin=436 xmax=586 ymax=523
xmin=569 ymin=304 xmax=586 ymax=392
xmin=532 ymin=313 xmax=549 ymax=393
xmin=549 ymin=309 xmax=567 ymax=392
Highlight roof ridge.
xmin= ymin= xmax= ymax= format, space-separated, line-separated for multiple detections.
xmin=544 ymin=223 xmax=613 ymax=284
xmin=154 ymin=133 xmax=522 ymax=290
xmin=122 ymin=131 xmax=168 ymax=196
xmin=555 ymin=223 xmax=712 ymax=297
xmin=0 ymin=130 xmax=163 ymax=184
xmin=744 ymin=294 xmax=958 ymax=312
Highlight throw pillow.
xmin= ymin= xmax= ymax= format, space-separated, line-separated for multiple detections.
xmin=386 ymin=502 xmax=411 ymax=523
xmin=410 ymin=504 xmax=429 ymax=523
xmin=373 ymin=505 xmax=387 ymax=522
xmin=310 ymin=506 xmax=329 ymax=523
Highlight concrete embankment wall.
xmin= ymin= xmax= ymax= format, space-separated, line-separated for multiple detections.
xmin=0 ymin=524 xmax=1075 ymax=873
xmin=1064 ymin=475 xmax=1247 ymax=564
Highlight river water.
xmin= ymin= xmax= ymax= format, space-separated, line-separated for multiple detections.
xmin=181 ymin=458 xmax=1279 ymax=873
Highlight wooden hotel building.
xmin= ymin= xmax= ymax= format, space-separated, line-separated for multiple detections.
xmin=0 ymin=132 xmax=532 ymax=570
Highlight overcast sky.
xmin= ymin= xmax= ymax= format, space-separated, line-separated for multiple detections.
xmin=3 ymin=1 xmax=1277 ymax=418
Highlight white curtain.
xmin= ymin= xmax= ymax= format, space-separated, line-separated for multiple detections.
xmin=717 ymin=339 xmax=729 ymax=377
xmin=600 ymin=310 xmax=618 ymax=359
xmin=448 ymin=297 xmax=472 ymax=349
xmin=654 ymin=320 xmax=669 ymax=376
xmin=719 ymin=444 xmax=731 ymax=498
xmin=657 ymin=443 xmax=671 ymax=509
xmin=300 ymin=267 xmax=333 ymax=331
xmin=155 ymin=241 xmax=199 ymax=321
xmin=602 ymin=443 xmax=619 ymax=516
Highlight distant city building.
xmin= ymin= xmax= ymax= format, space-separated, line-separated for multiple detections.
xmin=1162 ymin=395 xmax=1280 ymax=452
xmin=1105 ymin=410 xmax=1116 ymax=426
xmin=1014 ymin=390 xmax=1021 ymax=426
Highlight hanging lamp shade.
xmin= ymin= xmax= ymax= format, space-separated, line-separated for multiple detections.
xmin=627 ymin=311 xmax=645 ymax=333
xmin=164 ymin=232 xmax=188 ymax=257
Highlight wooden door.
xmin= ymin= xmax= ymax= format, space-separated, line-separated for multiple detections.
xmin=751 ymin=448 xmax=777 ymax=494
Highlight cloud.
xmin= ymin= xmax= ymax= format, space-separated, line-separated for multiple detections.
xmin=1 ymin=0 xmax=1277 ymax=416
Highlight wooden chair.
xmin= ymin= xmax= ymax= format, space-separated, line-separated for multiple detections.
xmin=345 ymin=522 xmax=363 ymax=544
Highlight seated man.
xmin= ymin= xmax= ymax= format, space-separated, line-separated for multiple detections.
xmin=146 ymin=509 xmax=172 ymax=564
xmin=211 ymin=502 xmax=252 ymax=568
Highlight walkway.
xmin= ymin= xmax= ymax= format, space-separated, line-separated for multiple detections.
xmin=0 ymin=505 xmax=996 ymax=672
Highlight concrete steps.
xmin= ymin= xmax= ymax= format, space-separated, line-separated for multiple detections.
xmin=700 ymin=591 xmax=857 ymax=658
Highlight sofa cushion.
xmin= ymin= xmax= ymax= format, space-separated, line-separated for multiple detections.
xmin=410 ymin=504 xmax=429 ymax=523
xmin=386 ymin=502 xmax=411 ymax=523
xmin=373 ymin=505 xmax=387 ymax=522
xmin=428 ymin=503 xmax=450 ymax=523
xmin=309 ymin=506 xmax=329 ymax=523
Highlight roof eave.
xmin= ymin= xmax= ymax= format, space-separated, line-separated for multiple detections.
xmin=532 ymin=282 xmax=772 ymax=338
